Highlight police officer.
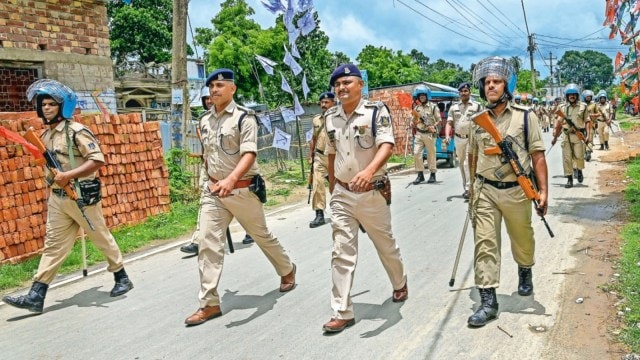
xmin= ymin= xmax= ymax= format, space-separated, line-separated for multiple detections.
xmin=583 ymin=90 xmax=601 ymax=161
xmin=551 ymin=84 xmax=590 ymax=188
xmin=308 ymin=92 xmax=335 ymax=228
xmin=445 ymin=82 xmax=483 ymax=199
xmin=180 ymin=87 xmax=253 ymax=256
xmin=322 ymin=64 xmax=407 ymax=333
xmin=411 ymin=85 xmax=441 ymax=184
xmin=184 ymin=69 xmax=296 ymax=326
xmin=513 ymin=94 xmax=522 ymax=105
xmin=596 ymin=91 xmax=613 ymax=150
xmin=2 ymin=79 xmax=133 ymax=314
xmin=467 ymin=57 xmax=548 ymax=327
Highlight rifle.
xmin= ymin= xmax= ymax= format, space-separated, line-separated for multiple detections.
xmin=24 ymin=128 xmax=95 ymax=231
xmin=307 ymin=148 xmax=315 ymax=204
xmin=555 ymin=109 xmax=587 ymax=143
xmin=472 ymin=112 xmax=554 ymax=238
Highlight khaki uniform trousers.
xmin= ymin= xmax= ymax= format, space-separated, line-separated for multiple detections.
xmin=329 ymin=183 xmax=406 ymax=319
xmin=597 ymin=120 xmax=610 ymax=143
xmin=472 ymin=181 xmax=535 ymax=288
xmin=197 ymin=188 xmax=293 ymax=307
xmin=413 ymin=132 xmax=437 ymax=173
xmin=561 ymin=132 xmax=585 ymax=175
xmin=455 ymin=136 xmax=470 ymax=191
xmin=35 ymin=193 xmax=124 ymax=284
xmin=311 ymin=153 xmax=328 ymax=211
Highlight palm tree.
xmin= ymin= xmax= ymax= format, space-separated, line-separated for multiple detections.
xmin=509 ymin=56 xmax=523 ymax=73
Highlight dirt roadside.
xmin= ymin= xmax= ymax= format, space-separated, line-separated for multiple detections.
xmin=543 ymin=127 xmax=640 ymax=359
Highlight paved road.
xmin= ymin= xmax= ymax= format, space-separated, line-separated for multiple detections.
xmin=0 ymin=131 xmax=613 ymax=359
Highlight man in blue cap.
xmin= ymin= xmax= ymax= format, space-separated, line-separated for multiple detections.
xmin=445 ymin=82 xmax=483 ymax=199
xmin=308 ymin=91 xmax=336 ymax=228
xmin=184 ymin=68 xmax=296 ymax=326
xmin=322 ymin=64 xmax=407 ymax=333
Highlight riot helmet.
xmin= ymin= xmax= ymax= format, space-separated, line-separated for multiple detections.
xmin=26 ymin=79 xmax=78 ymax=124
xmin=413 ymin=85 xmax=431 ymax=104
xmin=472 ymin=56 xmax=517 ymax=108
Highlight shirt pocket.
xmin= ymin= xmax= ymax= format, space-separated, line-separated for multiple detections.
xmin=355 ymin=126 xmax=375 ymax=150
xmin=218 ymin=128 xmax=240 ymax=155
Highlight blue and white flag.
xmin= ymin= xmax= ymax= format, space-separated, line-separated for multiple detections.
xmin=283 ymin=47 xmax=303 ymax=76
xmin=291 ymin=41 xmax=301 ymax=58
xmin=297 ymin=10 xmax=316 ymax=36
xmin=302 ymin=73 xmax=310 ymax=100
xmin=297 ymin=0 xmax=313 ymax=12
xmin=255 ymin=55 xmax=276 ymax=76
xmin=280 ymin=72 xmax=293 ymax=94
xmin=258 ymin=114 xmax=272 ymax=133
xmin=261 ymin=0 xmax=286 ymax=14
xmin=293 ymin=94 xmax=305 ymax=115
xmin=305 ymin=128 xmax=313 ymax=143
xmin=273 ymin=127 xmax=292 ymax=151
xmin=281 ymin=107 xmax=296 ymax=123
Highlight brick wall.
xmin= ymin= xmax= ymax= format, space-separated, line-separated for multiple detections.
xmin=0 ymin=111 xmax=170 ymax=264
xmin=369 ymin=89 xmax=415 ymax=156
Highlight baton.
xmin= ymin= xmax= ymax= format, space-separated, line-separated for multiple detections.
xmin=81 ymin=228 xmax=88 ymax=277
xmin=449 ymin=213 xmax=470 ymax=287
xmin=226 ymin=227 xmax=234 ymax=253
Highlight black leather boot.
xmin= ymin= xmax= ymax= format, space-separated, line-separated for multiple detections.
xmin=565 ymin=176 xmax=573 ymax=188
xmin=599 ymin=144 xmax=604 ymax=150
xmin=585 ymin=150 xmax=592 ymax=162
xmin=110 ymin=268 xmax=134 ymax=297
xmin=427 ymin=172 xmax=436 ymax=184
xmin=468 ymin=288 xmax=499 ymax=327
xmin=577 ymin=169 xmax=584 ymax=183
xmin=2 ymin=281 xmax=48 ymax=313
xmin=309 ymin=210 xmax=325 ymax=228
xmin=518 ymin=266 xmax=533 ymax=296
xmin=412 ymin=171 xmax=425 ymax=185
xmin=605 ymin=141 xmax=609 ymax=150
xmin=242 ymin=234 xmax=254 ymax=244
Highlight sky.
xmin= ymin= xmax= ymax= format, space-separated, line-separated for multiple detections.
xmin=188 ymin=0 xmax=628 ymax=79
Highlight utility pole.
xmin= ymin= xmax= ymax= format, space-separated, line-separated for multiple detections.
xmin=548 ymin=51 xmax=557 ymax=98
xmin=521 ymin=0 xmax=536 ymax=96
xmin=172 ymin=0 xmax=189 ymax=148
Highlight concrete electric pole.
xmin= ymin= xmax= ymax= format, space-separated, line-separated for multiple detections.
xmin=172 ymin=0 xmax=189 ymax=148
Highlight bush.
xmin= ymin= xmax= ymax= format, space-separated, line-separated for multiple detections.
xmin=166 ymin=148 xmax=198 ymax=203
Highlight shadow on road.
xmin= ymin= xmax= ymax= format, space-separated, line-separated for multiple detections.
xmin=353 ymin=297 xmax=405 ymax=338
xmin=220 ymin=288 xmax=285 ymax=328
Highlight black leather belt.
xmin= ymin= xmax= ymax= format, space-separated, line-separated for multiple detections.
xmin=476 ymin=175 xmax=518 ymax=189
xmin=455 ymin=133 xmax=468 ymax=139
xmin=315 ymin=149 xmax=324 ymax=155
xmin=416 ymin=128 xmax=430 ymax=134
xmin=52 ymin=188 xmax=68 ymax=197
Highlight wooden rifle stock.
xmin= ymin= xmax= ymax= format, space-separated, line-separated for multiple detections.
xmin=554 ymin=109 xmax=586 ymax=142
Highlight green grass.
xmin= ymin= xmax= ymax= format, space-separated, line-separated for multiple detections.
xmin=617 ymin=158 xmax=640 ymax=351
xmin=0 ymin=201 xmax=198 ymax=293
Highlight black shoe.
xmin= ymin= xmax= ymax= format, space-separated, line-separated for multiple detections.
xmin=412 ymin=172 xmax=425 ymax=185
xmin=2 ymin=281 xmax=48 ymax=313
xmin=517 ymin=266 xmax=533 ymax=296
xmin=577 ymin=170 xmax=584 ymax=183
xmin=605 ymin=141 xmax=609 ymax=150
xmin=110 ymin=269 xmax=134 ymax=297
xmin=180 ymin=243 xmax=199 ymax=254
xmin=427 ymin=172 xmax=436 ymax=184
xmin=585 ymin=150 xmax=592 ymax=162
xmin=309 ymin=210 xmax=326 ymax=228
xmin=463 ymin=190 xmax=469 ymax=200
xmin=565 ymin=176 xmax=573 ymax=188
xmin=468 ymin=288 xmax=499 ymax=327
xmin=242 ymin=234 xmax=254 ymax=244
xmin=599 ymin=144 xmax=604 ymax=150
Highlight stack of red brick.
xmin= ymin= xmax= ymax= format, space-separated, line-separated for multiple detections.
xmin=0 ymin=111 xmax=170 ymax=264
xmin=369 ymin=90 xmax=414 ymax=155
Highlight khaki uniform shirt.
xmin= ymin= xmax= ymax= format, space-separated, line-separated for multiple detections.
xmin=562 ymin=102 xmax=588 ymax=131
xmin=312 ymin=114 xmax=328 ymax=154
xmin=469 ymin=104 xmax=545 ymax=182
xmin=447 ymin=100 xmax=482 ymax=136
xmin=43 ymin=120 xmax=104 ymax=188
xmin=325 ymin=99 xmax=394 ymax=182
xmin=199 ymin=100 xmax=259 ymax=181
xmin=586 ymin=102 xmax=603 ymax=122
xmin=413 ymin=102 xmax=441 ymax=132
xmin=597 ymin=102 xmax=612 ymax=121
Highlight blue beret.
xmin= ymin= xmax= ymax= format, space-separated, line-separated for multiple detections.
xmin=205 ymin=68 xmax=234 ymax=86
xmin=458 ymin=82 xmax=471 ymax=91
xmin=329 ymin=64 xmax=362 ymax=87
xmin=319 ymin=92 xmax=335 ymax=101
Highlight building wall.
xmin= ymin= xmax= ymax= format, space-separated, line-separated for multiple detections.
xmin=0 ymin=0 xmax=117 ymax=114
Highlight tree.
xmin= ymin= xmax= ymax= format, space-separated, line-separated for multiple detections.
xmin=556 ymin=50 xmax=614 ymax=91
xmin=332 ymin=51 xmax=351 ymax=68
xmin=107 ymin=0 xmax=174 ymax=64
xmin=355 ymin=46 xmax=423 ymax=87
xmin=424 ymin=59 xmax=469 ymax=87
xmin=509 ymin=56 xmax=523 ymax=74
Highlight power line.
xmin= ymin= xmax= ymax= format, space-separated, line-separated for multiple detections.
xmin=486 ymin=0 xmax=528 ymax=37
xmin=442 ymin=0 xmax=512 ymax=47
xmin=449 ymin=0 xmax=517 ymax=41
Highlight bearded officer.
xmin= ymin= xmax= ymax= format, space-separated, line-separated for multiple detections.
xmin=445 ymin=82 xmax=483 ymax=199
xmin=322 ymin=64 xmax=407 ymax=333
xmin=308 ymin=92 xmax=335 ymax=228
xmin=467 ymin=57 xmax=548 ymax=327
xmin=3 ymin=79 xmax=133 ymax=314
xmin=184 ymin=68 xmax=296 ymax=326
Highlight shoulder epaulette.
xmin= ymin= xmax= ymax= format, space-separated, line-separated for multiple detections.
xmin=197 ymin=110 xmax=211 ymax=121
xmin=324 ymin=106 xmax=339 ymax=117
xmin=511 ymin=104 xmax=529 ymax=112
xmin=363 ymin=100 xmax=385 ymax=109
xmin=236 ymin=105 xmax=256 ymax=115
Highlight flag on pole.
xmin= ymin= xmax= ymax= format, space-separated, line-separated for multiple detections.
xmin=261 ymin=0 xmax=286 ymax=14
xmin=302 ymin=73 xmax=310 ymax=100
xmin=273 ymin=127 xmax=292 ymax=151
xmin=283 ymin=47 xmax=303 ymax=76
xmin=255 ymin=55 xmax=276 ymax=75
xmin=291 ymin=41 xmax=301 ymax=58
xmin=305 ymin=128 xmax=313 ymax=142
xmin=293 ymin=94 xmax=304 ymax=115
xmin=280 ymin=72 xmax=293 ymax=94
xmin=258 ymin=114 xmax=272 ymax=133
xmin=281 ymin=107 xmax=296 ymax=123
xmin=297 ymin=10 xmax=316 ymax=36
xmin=297 ymin=0 xmax=313 ymax=12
